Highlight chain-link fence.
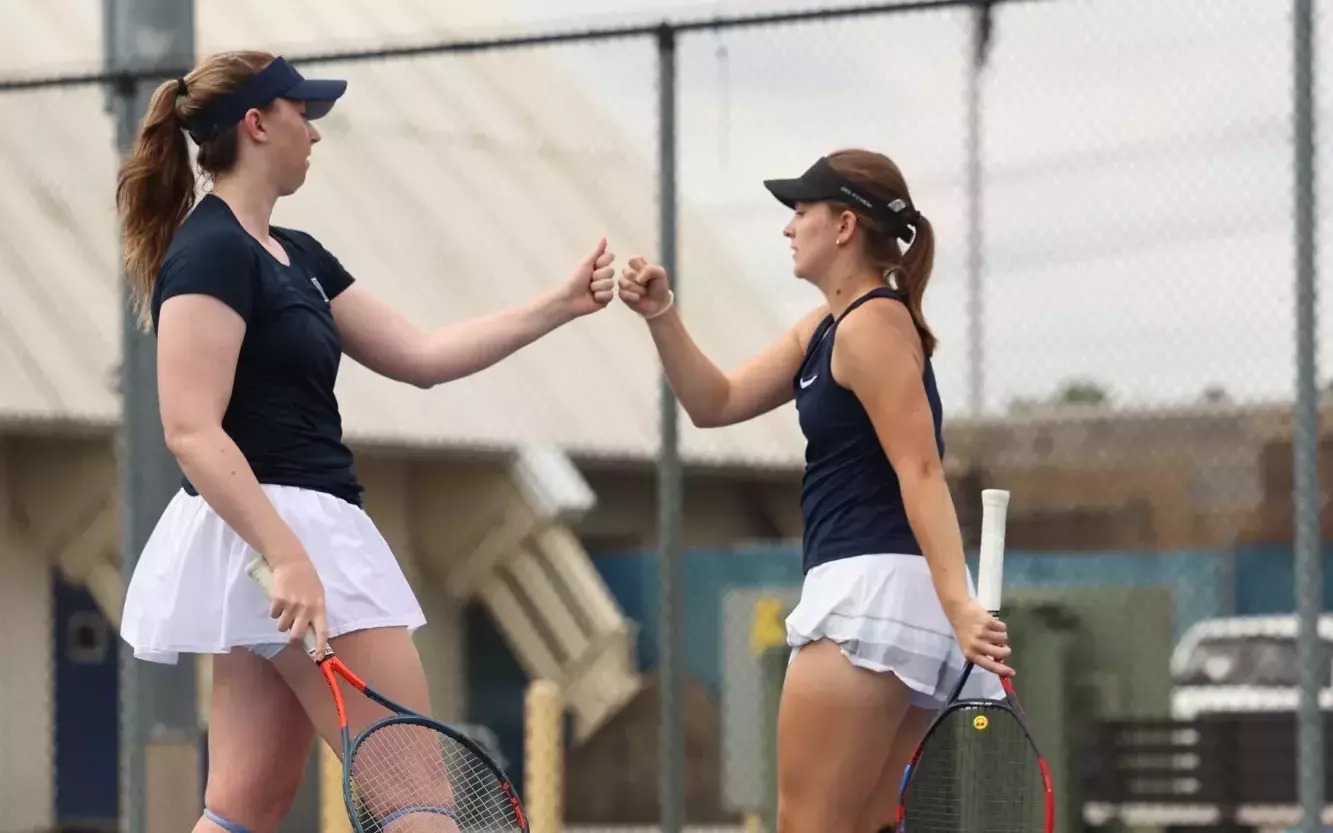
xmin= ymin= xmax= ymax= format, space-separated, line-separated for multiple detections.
xmin=0 ymin=0 xmax=1328 ymax=831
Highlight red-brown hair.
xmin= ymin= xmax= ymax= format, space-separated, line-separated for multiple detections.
xmin=115 ymin=51 xmax=277 ymax=331
xmin=825 ymin=148 xmax=937 ymax=356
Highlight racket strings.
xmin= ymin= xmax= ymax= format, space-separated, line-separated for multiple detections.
xmin=900 ymin=704 xmax=1047 ymax=833
xmin=348 ymin=721 xmax=522 ymax=832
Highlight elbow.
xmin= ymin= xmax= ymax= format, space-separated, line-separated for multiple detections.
xmin=401 ymin=340 xmax=460 ymax=389
xmin=162 ymin=423 xmax=211 ymax=461
xmin=895 ymin=455 xmax=946 ymax=495
xmin=688 ymin=408 xmax=723 ymax=429
xmin=408 ymin=371 xmax=437 ymax=390
xmin=394 ymin=357 xmax=440 ymax=389
xmin=684 ymin=388 xmax=733 ymax=429
xmin=686 ymin=399 xmax=735 ymax=429
xmin=162 ymin=416 xmax=228 ymax=462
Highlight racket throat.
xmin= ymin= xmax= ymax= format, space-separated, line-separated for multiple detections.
xmin=321 ymin=665 xmax=350 ymax=730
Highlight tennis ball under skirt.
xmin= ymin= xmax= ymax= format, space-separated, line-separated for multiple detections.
xmin=785 ymin=552 xmax=1006 ymax=710
xmin=120 ymin=483 xmax=428 ymax=665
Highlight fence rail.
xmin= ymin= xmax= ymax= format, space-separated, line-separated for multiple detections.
xmin=0 ymin=1 xmax=1324 ymax=832
xmin=0 ymin=0 xmax=1049 ymax=92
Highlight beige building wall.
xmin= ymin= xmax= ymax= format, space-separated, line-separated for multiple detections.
xmin=578 ymin=466 xmax=804 ymax=555
xmin=0 ymin=431 xmax=802 ymax=833
xmin=0 ymin=447 xmax=55 ymax=833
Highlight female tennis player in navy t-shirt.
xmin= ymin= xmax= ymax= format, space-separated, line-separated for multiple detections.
xmin=619 ymin=150 xmax=1011 ymax=833
xmin=115 ymin=51 xmax=615 ymax=833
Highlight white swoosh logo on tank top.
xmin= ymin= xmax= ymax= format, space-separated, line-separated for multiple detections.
xmin=800 ymin=375 xmax=818 ymax=389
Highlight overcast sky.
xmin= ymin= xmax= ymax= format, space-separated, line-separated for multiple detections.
xmin=493 ymin=0 xmax=1333 ymax=415
xmin=3 ymin=0 xmax=1326 ymax=417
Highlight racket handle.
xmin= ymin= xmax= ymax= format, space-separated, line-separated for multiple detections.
xmin=245 ymin=555 xmax=321 ymax=657
xmin=977 ymin=489 xmax=1010 ymax=614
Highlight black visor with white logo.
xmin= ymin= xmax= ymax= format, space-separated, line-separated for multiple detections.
xmin=763 ymin=156 xmax=919 ymax=242
xmin=185 ymin=57 xmax=347 ymax=142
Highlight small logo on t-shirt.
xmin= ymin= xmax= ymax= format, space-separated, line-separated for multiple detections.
xmin=800 ymin=375 xmax=818 ymax=389
xmin=310 ymin=277 xmax=330 ymax=304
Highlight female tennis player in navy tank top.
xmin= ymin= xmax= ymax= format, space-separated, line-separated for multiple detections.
xmin=619 ymin=150 xmax=1011 ymax=833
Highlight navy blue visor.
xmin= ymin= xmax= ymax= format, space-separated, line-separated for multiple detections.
xmin=764 ymin=156 xmax=920 ymax=242
xmin=185 ymin=57 xmax=346 ymax=142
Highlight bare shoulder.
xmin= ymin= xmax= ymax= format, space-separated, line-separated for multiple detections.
xmin=833 ymin=297 xmax=924 ymax=382
xmin=789 ymin=303 xmax=832 ymax=350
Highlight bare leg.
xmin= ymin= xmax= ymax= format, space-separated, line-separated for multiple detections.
xmin=776 ymin=639 xmax=914 ymax=833
xmin=854 ymin=705 xmax=936 ymax=833
xmin=192 ymin=649 xmax=316 ymax=833
xmin=271 ymin=627 xmax=459 ymax=832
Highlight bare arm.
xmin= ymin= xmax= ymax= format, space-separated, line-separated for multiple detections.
xmin=156 ymin=294 xmax=327 ymax=647
xmin=331 ymin=238 xmax=616 ymax=389
xmin=619 ymin=255 xmax=824 ymax=428
xmin=333 ymin=283 xmax=572 ymax=388
xmin=643 ymin=303 xmax=824 ymax=428
xmin=834 ymin=301 xmax=1012 ymax=676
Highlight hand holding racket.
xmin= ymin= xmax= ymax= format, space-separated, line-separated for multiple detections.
xmin=265 ymin=555 xmax=330 ymax=654
xmin=949 ymin=597 xmax=1013 ymax=678
xmin=247 ymin=555 xmax=529 ymax=833
xmin=897 ymin=489 xmax=1055 ymax=833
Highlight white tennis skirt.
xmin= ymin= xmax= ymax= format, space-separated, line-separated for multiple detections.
xmin=785 ymin=553 xmax=1004 ymax=710
xmin=120 ymin=484 xmax=427 ymax=665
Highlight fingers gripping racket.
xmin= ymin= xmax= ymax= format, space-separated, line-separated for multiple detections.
xmin=896 ymin=489 xmax=1055 ymax=833
xmin=246 ymin=556 xmax=528 ymax=833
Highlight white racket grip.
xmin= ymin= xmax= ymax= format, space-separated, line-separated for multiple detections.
xmin=977 ymin=489 xmax=1010 ymax=614
xmin=245 ymin=555 xmax=319 ymax=655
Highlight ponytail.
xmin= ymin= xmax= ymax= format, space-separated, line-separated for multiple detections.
xmin=115 ymin=78 xmax=196 ymax=332
xmin=824 ymin=147 xmax=939 ymax=357
xmin=897 ymin=214 xmax=937 ymax=357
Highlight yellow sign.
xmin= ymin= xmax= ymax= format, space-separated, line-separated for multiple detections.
xmin=972 ymin=714 xmax=989 ymax=731
xmin=750 ymin=597 xmax=788 ymax=656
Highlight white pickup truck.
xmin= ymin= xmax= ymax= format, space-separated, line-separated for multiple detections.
xmin=1084 ymin=613 xmax=1333 ymax=832
xmin=1170 ymin=613 xmax=1333 ymax=719
xmin=1171 ymin=614 xmax=1333 ymax=833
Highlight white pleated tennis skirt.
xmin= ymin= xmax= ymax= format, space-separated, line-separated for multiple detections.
xmin=120 ymin=484 xmax=427 ymax=664
xmin=785 ymin=553 xmax=1004 ymax=710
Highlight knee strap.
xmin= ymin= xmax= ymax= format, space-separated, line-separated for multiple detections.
xmin=203 ymin=808 xmax=254 ymax=833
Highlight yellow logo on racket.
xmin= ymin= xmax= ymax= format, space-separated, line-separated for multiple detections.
xmin=972 ymin=714 xmax=989 ymax=731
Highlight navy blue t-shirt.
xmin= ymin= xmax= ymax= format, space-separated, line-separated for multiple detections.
xmin=792 ymin=287 xmax=945 ymax=574
xmin=150 ymin=194 xmax=363 ymax=507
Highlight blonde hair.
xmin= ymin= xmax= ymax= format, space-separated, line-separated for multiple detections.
xmin=115 ymin=51 xmax=277 ymax=331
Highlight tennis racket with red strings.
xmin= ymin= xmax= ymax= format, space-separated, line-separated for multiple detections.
xmin=896 ymin=488 xmax=1055 ymax=833
xmin=247 ymin=555 xmax=528 ymax=833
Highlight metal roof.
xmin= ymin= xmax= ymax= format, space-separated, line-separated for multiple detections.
xmin=0 ymin=0 xmax=807 ymax=468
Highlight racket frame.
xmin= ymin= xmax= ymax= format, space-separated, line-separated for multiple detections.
xmin=895 ymin=489 xmax=1055 ymax=833
xmin=246 ymin=555 xmax=529 ymax=833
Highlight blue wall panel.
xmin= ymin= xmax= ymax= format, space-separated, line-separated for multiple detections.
xmin=464 ymin=541 xmax=1333 ymax=802
xmin=1232 ymin=546 xmax=1333 ymax=614
xmin=592 ymin=546 xmax=805 ymax=696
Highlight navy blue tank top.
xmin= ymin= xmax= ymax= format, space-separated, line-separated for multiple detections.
xmin=792 ymin=287 xmax=945 ymax=574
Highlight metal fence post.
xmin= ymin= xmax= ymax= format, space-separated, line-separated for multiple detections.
xmin=656 ymin=20 xmax=684 ymax=833
xmin=105 ymin=2 xmax=199 ymax=832
xmin=1292 ymin=1 xmax=1322 ymax=831
xmin=965 ymin=0 xmax=993 ymax=417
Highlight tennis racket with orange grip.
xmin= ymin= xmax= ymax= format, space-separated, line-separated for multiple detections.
xmin=246 ymin=555 xmax=528 ymax=833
